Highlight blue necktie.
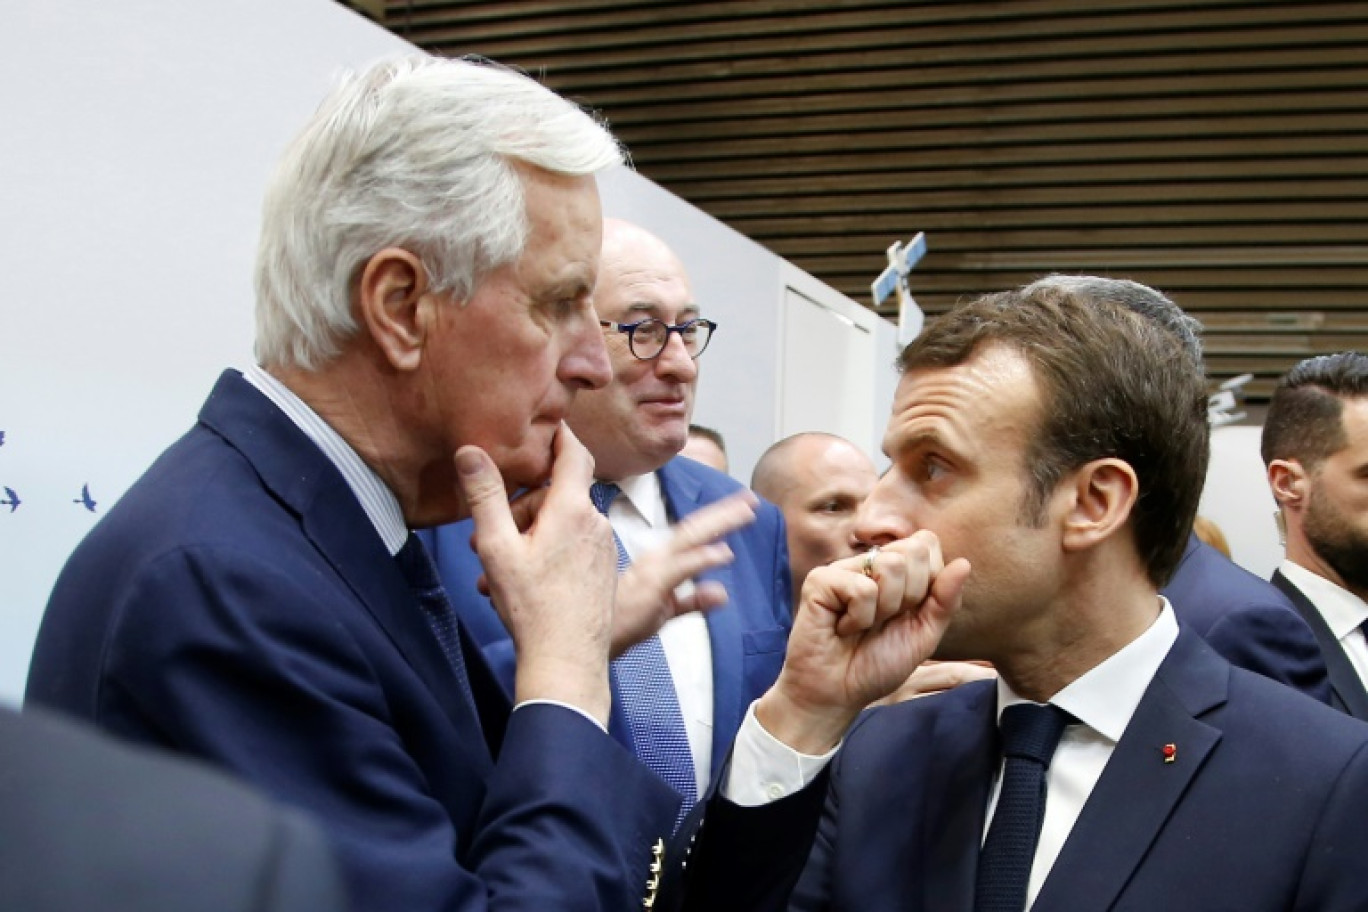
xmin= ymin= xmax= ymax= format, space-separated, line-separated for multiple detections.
xmin=975 ymin=703 xmax=1072 ymax=912
xmin=589 ymin=482 xmax=699 ymax=822
xmin=396 ymin=532 xmax=478 ymax=714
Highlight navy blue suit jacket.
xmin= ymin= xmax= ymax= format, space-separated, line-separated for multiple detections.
xmin=26 ymin=370 xmax=682 ymax=912
xmin=421 ymin=455 xmax=793 ymax=783
xmin=1161 ymin=533 xmax=1331 ymax=702
xmin=787 ymin=630 xmax=1368 ymax=912
xmin=1272 ymin=568 xmax=1368 ymax=720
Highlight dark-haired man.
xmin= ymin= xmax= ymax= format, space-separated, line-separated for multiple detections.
xmin=1263 ymin=351 xmax=1368 ymax=719
xmin=757 ymin=277 xmax=1368 ymax=912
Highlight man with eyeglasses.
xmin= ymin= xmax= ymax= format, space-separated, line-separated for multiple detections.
xmin=424 ymin=218 xmax=792 ymax=808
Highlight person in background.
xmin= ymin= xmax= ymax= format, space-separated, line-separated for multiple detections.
xmin=1263 ymin=351 xmax=1368 ymax=718
xmin=752 ymin=432 xmax=878 ymax=605
xmin=680 ymin=423 xmax=729 ymax=473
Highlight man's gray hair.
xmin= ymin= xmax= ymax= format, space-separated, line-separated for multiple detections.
xmin=254 ymin=54 xmax=625 ymax=370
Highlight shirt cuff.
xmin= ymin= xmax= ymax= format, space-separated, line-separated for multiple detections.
xmin=722 ymin=700 xmax=838 ymax=806
xmin=514 ymin=699 xmax=609 ymax=733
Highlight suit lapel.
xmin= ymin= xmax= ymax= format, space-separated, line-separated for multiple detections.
xmin=199 ymin=372 xmax=500 ymax=773
xmin=1034 ymin=631 xmax=1224 ymax=912
xmin=1272 ymin=570 xmax=1368 ymax=719
xmin=658 ymin=460 xmax=745 ymax=779
xmin=922 ymin=683 xmax=996 ymax=912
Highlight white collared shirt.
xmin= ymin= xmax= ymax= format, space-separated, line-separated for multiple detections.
xmin=606 ymin=471 xmax=715 ymax=793
xmin=244 ymin=364 xmax=407 ymax=554
xmin=991 ymin=602 xmax=1179 ymax=908
xmin=1279 ymin=560 xmax=1368 ymax=688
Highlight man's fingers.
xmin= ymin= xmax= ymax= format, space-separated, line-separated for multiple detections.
xmin=454 ymin=446 xmax=518 ymax=557
xmin=669 ymin=492 xmax=757 ymax=549
xmin=672 ymin=580 xmax=729 ymax=619
xmin=505 ymin=486 xmax=550 ymax=534
xmin=926 ymin=557 xmax=971 ymax=626
xmin=653 ymin=543 xmax=734 ymax=588
xmin=540 ymin=424 xmax=596 ymax=509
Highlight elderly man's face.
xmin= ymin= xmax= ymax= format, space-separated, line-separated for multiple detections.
xmin=421 ymin=166 xmax=611 ymax=490
xmin=1303 ymin=397 xmax=1368 ymax=594
xmin=855 ymin=345 xmax=1066 ymax=663
xmin=567 ymin=226 xmax=699 ymax=481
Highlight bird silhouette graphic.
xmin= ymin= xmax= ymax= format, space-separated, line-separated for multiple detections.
xmin=73 ymin=483 xmax=97 ymax=513
xmin=1 ymin=486 xmax=19 ymax=512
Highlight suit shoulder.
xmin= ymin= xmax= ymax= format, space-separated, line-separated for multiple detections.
xmin=1224 ymin=665 xmax=1368 ymax=750
xmin=1164 ymin=543 xmax=1298 ymax=620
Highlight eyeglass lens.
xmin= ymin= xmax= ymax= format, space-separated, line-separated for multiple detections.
xmin=630 ymin=319 xmax=713 ymax=359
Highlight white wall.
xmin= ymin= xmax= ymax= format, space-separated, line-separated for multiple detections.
xmin=0 ymin=0 xmax=884 ymax=704
xmin=1200 ymin=425 xmax=1284 ymax=578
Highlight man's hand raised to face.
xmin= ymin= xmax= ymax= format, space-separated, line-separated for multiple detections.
xmin=755 ymin=530 xmax=969 ymax=755
xmin=456 ymin=424 xmax=618 ymax=724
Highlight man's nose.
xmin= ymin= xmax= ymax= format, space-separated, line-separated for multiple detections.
xmin=854 ymin=476 xmax=912 ymax=548
xmin=654 ymin=332 xmax=698 ymax=383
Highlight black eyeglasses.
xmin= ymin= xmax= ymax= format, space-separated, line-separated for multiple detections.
xmin=599 ymin=317 xmax=718 ymax=361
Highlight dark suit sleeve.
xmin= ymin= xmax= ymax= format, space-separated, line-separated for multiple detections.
xmin=1201 ymin=603 xmax=1333 ymax=704
xmin=82 ymin=547 xmax=677 ymax=912
xmin=661 ymin=770 xmax=829 ymax=912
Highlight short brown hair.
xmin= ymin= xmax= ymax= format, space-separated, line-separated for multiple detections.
xmin=1262 ymin=352 xmax=1368 ymax=471
xmin=897 ymin=277 xmax=1209 ymax=586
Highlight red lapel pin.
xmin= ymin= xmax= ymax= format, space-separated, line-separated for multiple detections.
xmin=1162 ymin=743 xmax=1177 ymax=764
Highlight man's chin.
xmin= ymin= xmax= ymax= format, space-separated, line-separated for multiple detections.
xmin=493 ymin=449 xmax=554 ymax=493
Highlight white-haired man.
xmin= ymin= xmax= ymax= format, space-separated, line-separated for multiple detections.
xmin=28 ymin=55 xmax=962 ymax=912
xmin=28 ymin=55 xmax=686 ymax=911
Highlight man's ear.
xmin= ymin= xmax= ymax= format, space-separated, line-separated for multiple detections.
xmin=1060 ymin=458 xmax=1138 ymax=553
xmin=356 ymin=247 xmax=433 ymax=372
xmin=1268 ymin=459 xmax=1308 ymax=511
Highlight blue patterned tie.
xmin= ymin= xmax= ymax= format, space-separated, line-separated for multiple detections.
xmin=975 ymin=703 xmax=1072 ymax=912
xmin=589 ymin=482 xmax=698 ymax=823
xmin=396 ymin=532 xmax=478 ymax=714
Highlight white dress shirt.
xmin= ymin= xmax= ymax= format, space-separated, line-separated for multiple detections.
xmin=608 ymin=471 xmax=716 ymax=793
xmin=1279 ymin=560 xmax=1368 ymax=688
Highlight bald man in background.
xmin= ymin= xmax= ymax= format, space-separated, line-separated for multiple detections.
xmin=752 ymin=432 xmax=878 ymax=603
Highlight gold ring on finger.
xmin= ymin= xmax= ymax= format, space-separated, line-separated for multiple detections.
xmin=862 ymin=545 xmax=880 ymax=578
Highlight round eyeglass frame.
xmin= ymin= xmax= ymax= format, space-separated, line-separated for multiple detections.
xmin=598 ymin=317 xmax=718 ymax=361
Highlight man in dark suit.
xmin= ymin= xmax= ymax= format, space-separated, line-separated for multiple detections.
xmin=1 ymin=704 xmax=346 ymax=912
xmin=758 ymin=276 xmax=1368 ymax=911
xmin=24 ymin=54 xmax=952 ymax=912
xmin=25 ymin=54 xmax=689 ymax=912
xmin=425 ymin=218 xmax=791 ymax=798
xmin=1160 ymin=532 xmax=1331 ymax=701
xmin=1262 ymin=352 xmax=1368 ymax=719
